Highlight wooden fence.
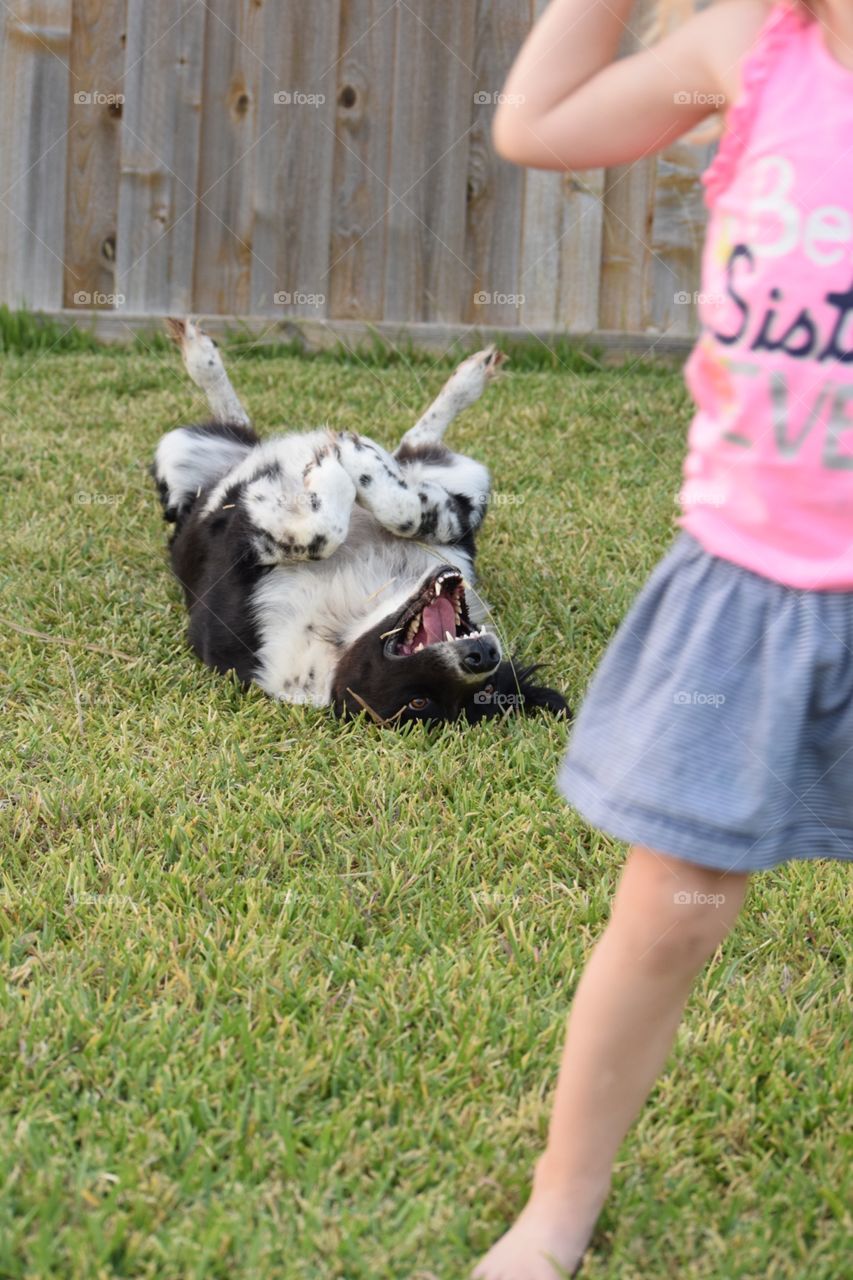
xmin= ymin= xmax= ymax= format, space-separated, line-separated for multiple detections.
xmin=0 ymin=0 xmax=712 ymax=350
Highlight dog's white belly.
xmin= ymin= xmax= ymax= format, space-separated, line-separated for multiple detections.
xmin=251 ymin=509 xmax=479 ymax=703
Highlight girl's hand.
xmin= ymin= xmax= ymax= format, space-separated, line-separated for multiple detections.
xmin=493 ymin=0 xmax=768 ymax=171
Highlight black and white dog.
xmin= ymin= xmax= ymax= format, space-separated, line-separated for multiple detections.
xmin=152 ymin=319 xmax=567 ymax=727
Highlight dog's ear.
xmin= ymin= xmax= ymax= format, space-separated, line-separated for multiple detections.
xmin=514 ymin=663 xmax=571 ymax=718
xmin=464 ymin=660 xmax=570 ymax=722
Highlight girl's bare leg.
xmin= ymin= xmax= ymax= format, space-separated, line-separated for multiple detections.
xmin=473 ymin=846 xmax=749 ymax=1280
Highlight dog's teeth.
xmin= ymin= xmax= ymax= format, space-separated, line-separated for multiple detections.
xmin=415 ymin=643 xmax=424 ymax=652
xmin=435 ymin=581 xmax=442 ymax=595
xmin=445 ymin=630 xmax=455 ymax=642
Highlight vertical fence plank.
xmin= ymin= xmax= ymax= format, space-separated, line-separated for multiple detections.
xmin=0 ymin=0 xmax=72 ymax=309
xmin=327 ymin=0 xmax=397 ymax=322
xmin=249 ymin=0 xmax=341 ymax=318
xmin=558 ymin=168 xmax=607 ymax=330
xmin=597 ymin=0 xmax=656 ymax=334
xmin=520 ymin=167 xmax=606 ymax=332
xmin=518 ymin=0 xmax=605 ymax=332
xmin=192 ymin=0 xmax=266 ymax=317
xmin=63 ymin=0 xmax=127 ymax=308
xmin=598 ymin=158 xmax=657 ymax=333
xmin=462 ymin=0 xmax=528 ymax=327
xmin=649 ymin=137 xmax=713 ymax=337
xmin=519 ymin=169 xmax=562 ymax=330
xmin=115 ymin=0 xmax=205 ymax=314
xmin=383 ymin=0 xmax=477 ymax=325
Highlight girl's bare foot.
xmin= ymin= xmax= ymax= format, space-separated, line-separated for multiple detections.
xmin=472 ymin=1174 xmax=609 ymax=1280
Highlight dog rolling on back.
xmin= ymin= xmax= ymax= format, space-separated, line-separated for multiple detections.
xmin=152 ymin=320 xmax=568 ymax=727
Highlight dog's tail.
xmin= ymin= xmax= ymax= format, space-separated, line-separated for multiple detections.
xmin=152 ymin=421 xmax=260 ymax=526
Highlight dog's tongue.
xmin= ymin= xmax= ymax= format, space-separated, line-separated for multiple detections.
xmin=414 ymin=595 xmax=456 ymax=647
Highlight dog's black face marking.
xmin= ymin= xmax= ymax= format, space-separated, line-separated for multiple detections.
xmin=463 ymin=661 xmax=570 ymax=723
xmin=331 ymin=566 xmax=509 ymax=725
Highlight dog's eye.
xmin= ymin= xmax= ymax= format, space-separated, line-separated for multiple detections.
xmin=409 ymin=696 xmax=428 ymax=710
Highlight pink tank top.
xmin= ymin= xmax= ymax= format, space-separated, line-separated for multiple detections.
xmin=680 ymin=2 xmax=853 ymax=589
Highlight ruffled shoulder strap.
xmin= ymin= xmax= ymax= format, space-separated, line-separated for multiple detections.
xmin=702 ymin=2 xmax=809 ymax=208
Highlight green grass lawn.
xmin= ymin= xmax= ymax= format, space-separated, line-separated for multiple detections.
xmin=1 ymin=328 xmax=850 ymax=1279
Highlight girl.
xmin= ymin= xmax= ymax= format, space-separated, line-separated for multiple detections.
xmin=474 ymin=2 xmax=853 ymax=1277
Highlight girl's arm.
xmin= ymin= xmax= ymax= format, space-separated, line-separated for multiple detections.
xmin=493 ymin=0 xmax=768 ymax=171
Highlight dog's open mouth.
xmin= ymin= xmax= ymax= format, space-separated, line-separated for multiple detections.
xmin=384 ymin=568 xmax=482 ymax=656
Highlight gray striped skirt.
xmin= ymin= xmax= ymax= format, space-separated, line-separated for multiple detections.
xmin=558 ymin=533 xmax=853 ymax=871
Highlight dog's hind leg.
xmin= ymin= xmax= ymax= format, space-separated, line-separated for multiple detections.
xmin=382 ymin=348 xmax=502 ymax=543
xmin=395 ymin=346 xmax=506 ymax=451
xmin=336 ymin=433 xmax=426 ymax=537
xmin=153 ymin=421 xmax=260 ymax=525
xmin=335 ymin=349 xmax=502 ymax=543
xmin=337 ymin=432 xmax=490 ymax=544
xmin=166 ymin=317 xmax=251 ymax=427
xmin=397 ymin=450 xmax=491 ymax=541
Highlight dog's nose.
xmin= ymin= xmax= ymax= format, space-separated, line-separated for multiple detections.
xmin=459 ymin=635 xmax=500 ymax=672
